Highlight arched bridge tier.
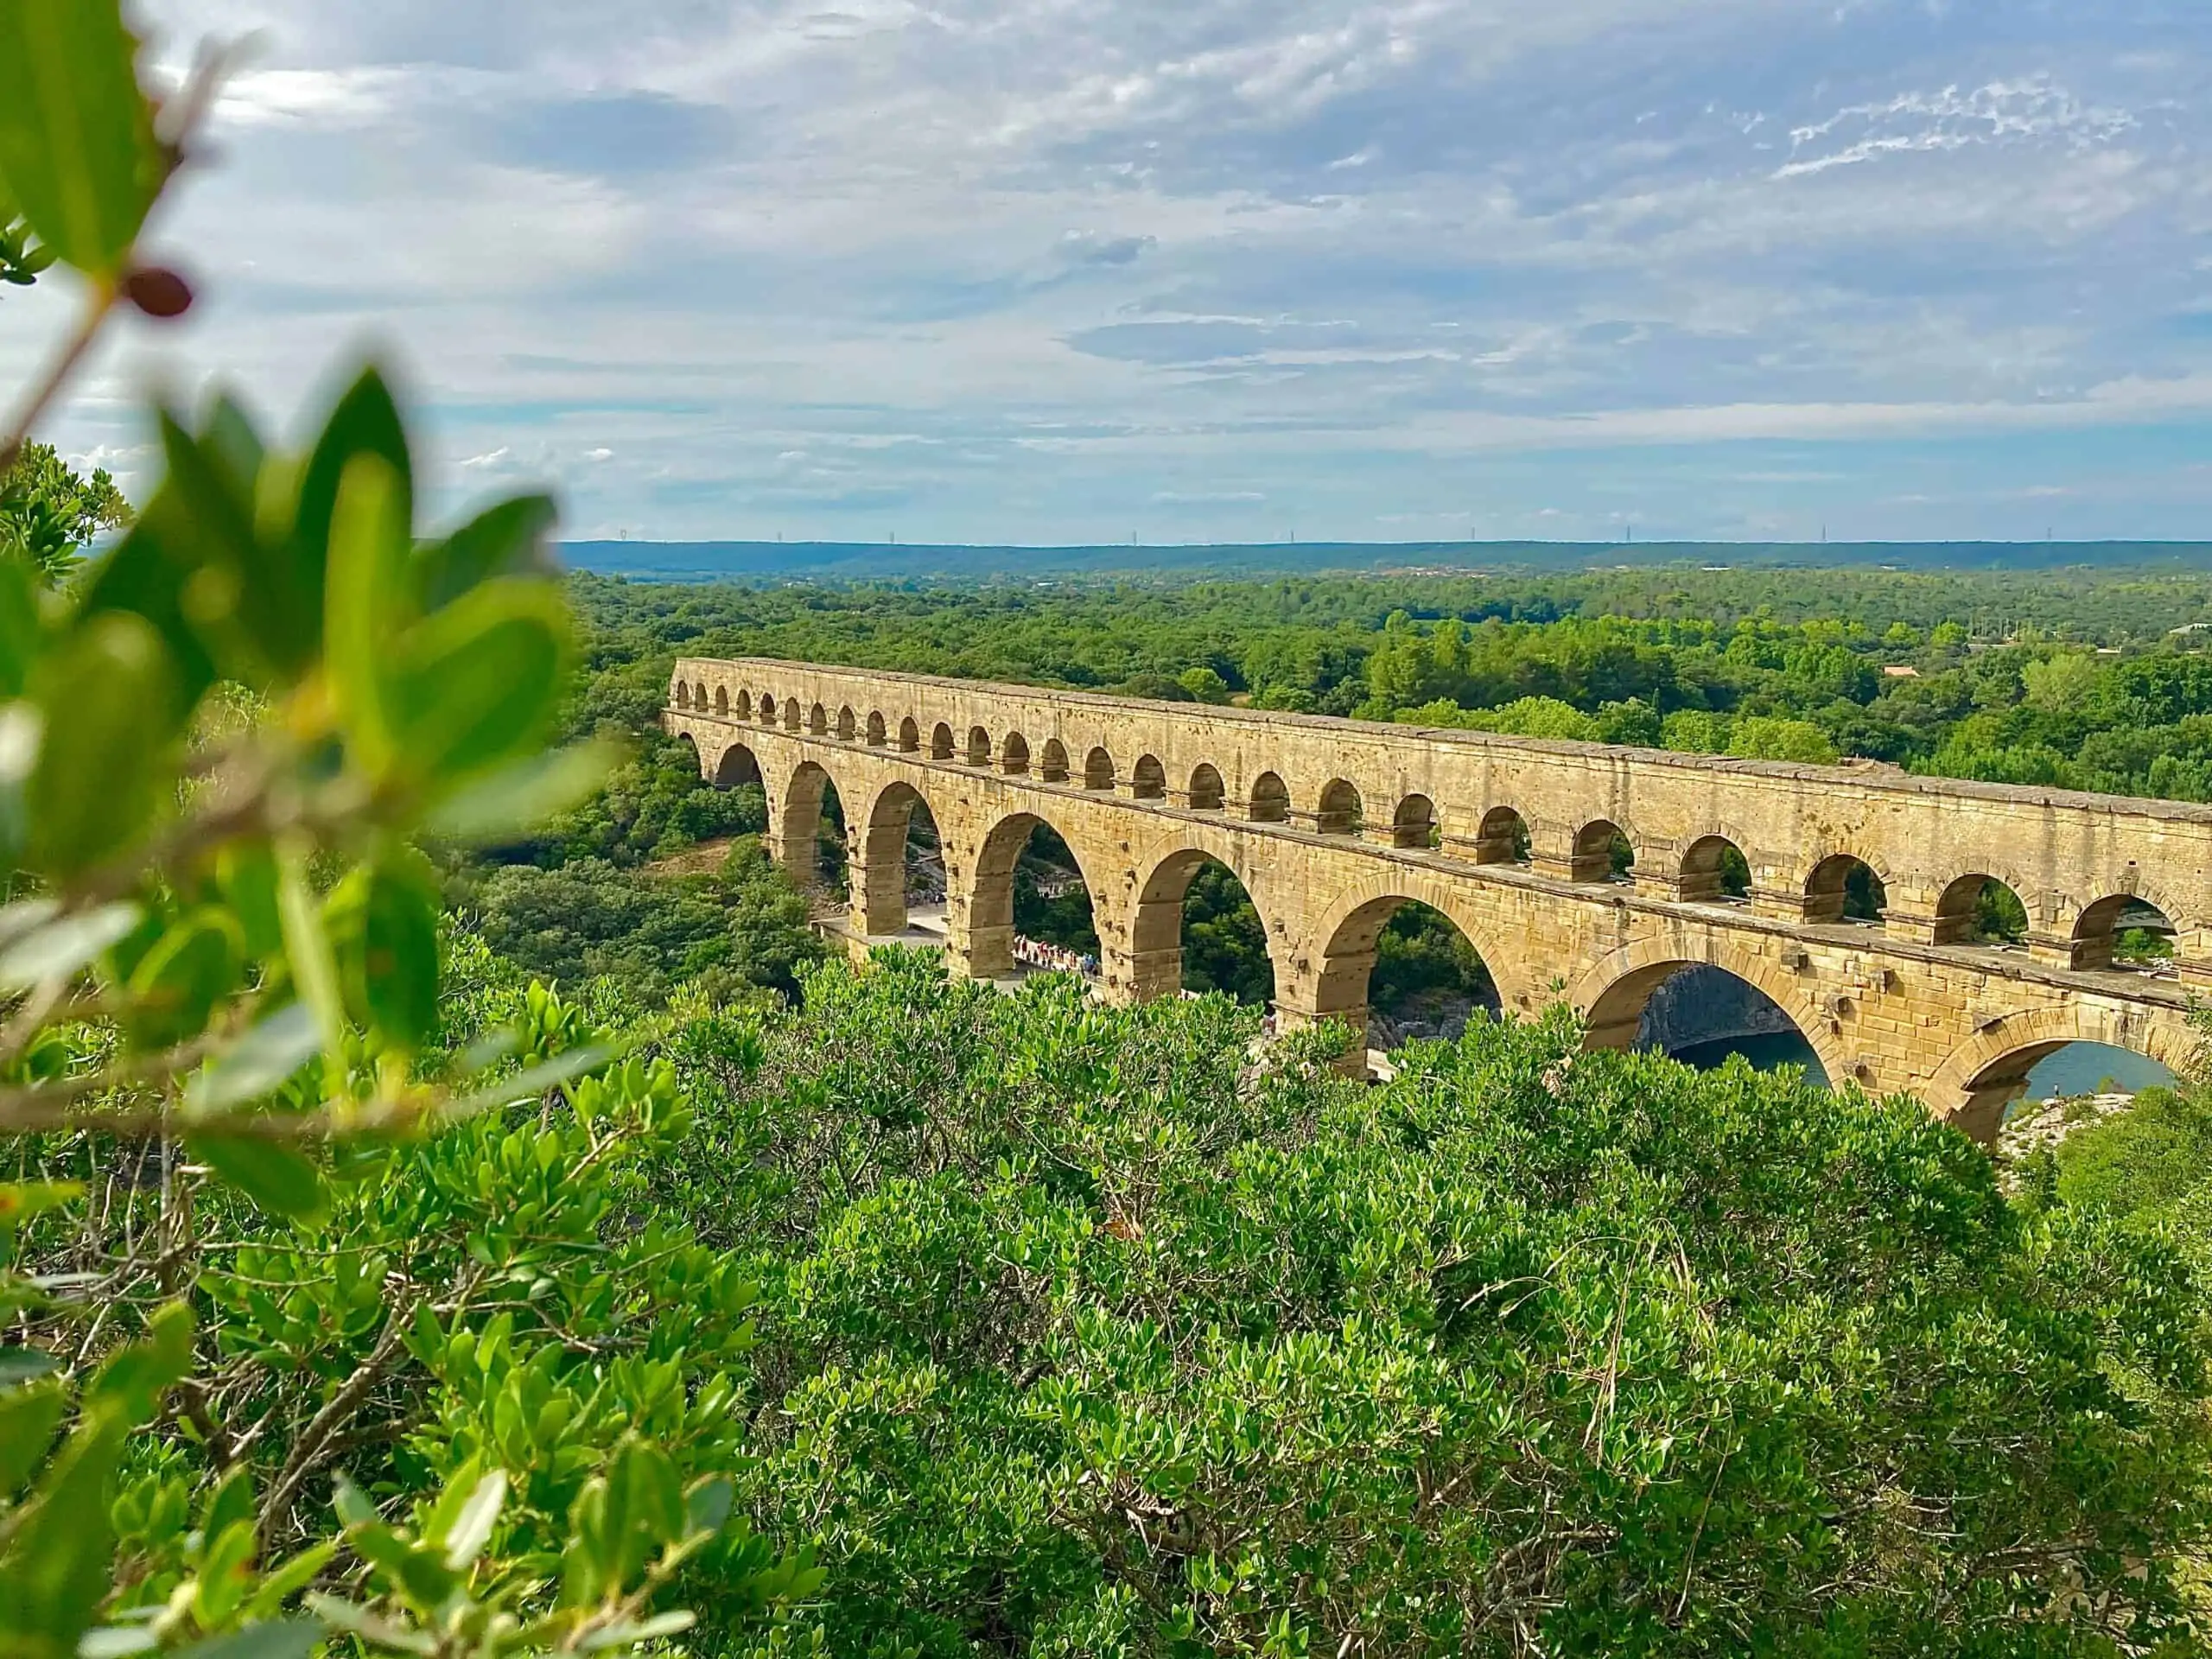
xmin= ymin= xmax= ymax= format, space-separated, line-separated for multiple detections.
xmin=669 ymin=656 xmax=2212 ymax=1140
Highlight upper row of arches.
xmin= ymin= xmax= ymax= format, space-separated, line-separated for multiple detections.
xmin=674 ymin=678 xmax=2183 ymax=975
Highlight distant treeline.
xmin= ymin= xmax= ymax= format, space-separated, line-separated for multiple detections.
xmin=563 ymin=537 xmax=2212 ymax=583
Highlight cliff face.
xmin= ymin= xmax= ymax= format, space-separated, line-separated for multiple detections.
xmin=1635 ymin=964 xmax=1800 ymax=1053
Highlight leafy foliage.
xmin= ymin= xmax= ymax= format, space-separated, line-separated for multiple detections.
xmin=652 ymin=957 xmax=2212 ymax=1656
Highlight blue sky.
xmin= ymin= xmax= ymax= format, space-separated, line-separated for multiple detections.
xmin=7 ymin=0 xmax=2212 ymax=544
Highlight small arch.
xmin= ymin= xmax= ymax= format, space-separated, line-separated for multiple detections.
xmin=1132 ymin=754 xmax=1166 ymax=799
xmin=1249 ymin=772 xmax=1290 ymax=823
xmin=808 ymin=702 xmax=828 ymax=736
xmin=1934 ymin=874 xmax=2027 ymax=948
xmin=782 ymin=698 xmax=801 ymax=732
xmin=966 ymin=725 xmax=993 ymax=768
xmin=715 ymin=741 xmax=762 ymax=790
xmin=1475 ymin=806 xmax=1530 ymax=866
xmin=693 ymin=681 xmax=708 ymax=709
xmin=1573 ymin=819 xmax=1633 ymax=883
xmin=734 ymin=690 xmax=753 ymax=721
xmin=1678 ymin=835 xmax=1751 ymax=905
xmin=931 ymin=722 xmax=956 ymax=760
xmin=676 ymin=730 xmax=702 ymax=775
xmin=1188 ymin=764 xmax=1225 ymax=811
xmin=1001 ymin=732 xmax=1031 ymax=775
xmin=714 ymin=685 xmax=729 ymax=715
xmin=866 ymin=710 xmax=887 ymax=747
xmin=757 ymin=693 xmax=774 ymax=723
xmin=1804 ymin=853 xmax=1885 ymax=925
xmin=1391 ymin=794 xmax=1439 ymax=849
xmin=1084 ymin=747 xmax=1116 ymax=791
xmin=1040 ymin=738 xmax=1070 ymax=783
xmin=899 ymin=715 xmax=921 ymax=753
xmin=1316 ymin=779 xmax=1363 ymax=836
xmin=675 ymin=682 xmax=691 ymax=709
xmin=2071 ymin=893 xmax=2177 ymax=973
xmin=836 ymin=704 xmax=856 ymax=741
xmin=1131 ymin=848 xmax=1278 ymax=1006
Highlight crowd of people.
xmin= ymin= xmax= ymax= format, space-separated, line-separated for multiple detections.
xmin=1013 ymin=934 xmax=1100 ymax=977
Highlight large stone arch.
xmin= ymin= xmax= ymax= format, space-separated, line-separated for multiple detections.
xmin=1122 ymin=830 xmax=1290 ymax=1005
xmin=1567 ymin=936 xmax=1851 ymax=1088
xmin=1918 ymin=1001 xmax=2197 ymax=1144
xmin=850 ymin=776 xmax=950 ymax=937
xmin=778 ymin=757 xmax=851 ymax=887
xmin=954 ymin=804 xmax=1112 ymax=983
xmin=1288 ymin=872 xmax=1535 ymax=1041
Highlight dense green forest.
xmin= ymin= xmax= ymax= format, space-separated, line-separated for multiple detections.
xmin=8 ymin=17 xmax=2212 ymax=1659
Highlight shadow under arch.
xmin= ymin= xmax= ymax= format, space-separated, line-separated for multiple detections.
xmin=964 ymin=806 xmax=1105 ymax=981
xmin=1920 ymin=1002 xmax=2196 ymax=1144
xmin=1569 ymin=941 xmax=1848 ymax=1087
xmin=1300 ymin=877 xmax=1526 ymax=1050
xmin=1128 ymin=843 xmax=1281 ymax=1005
xmin=855 ymin=777 xmax=946 ymax=936
xmin=675 ymin=730 xmax=703 ymax=777
xmin=715 ymin=740 xmax=763 ymax=790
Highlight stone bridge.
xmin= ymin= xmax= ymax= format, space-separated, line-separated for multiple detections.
xmin=667 ymin=655 xmax=2211 ymax=1139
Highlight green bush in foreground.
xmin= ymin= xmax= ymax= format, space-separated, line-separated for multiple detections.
xmin=654 ymin=955 xmax=2212 ymax=1656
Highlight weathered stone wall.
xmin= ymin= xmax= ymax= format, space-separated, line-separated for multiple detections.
xmin=666 ymin=656 xmax=2207 ymax=1141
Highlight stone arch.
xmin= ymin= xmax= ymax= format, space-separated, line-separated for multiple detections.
xmin=2070 ymin=892 xmax=2179 ymax=972
xmin=899 ymin=715 xmax=921 ymax=753
xmin=1570 ymin=938 xmax=1850 ymax=1085
xmin=866 ymin=710 xmax=887 ymax=747
xmin=1572 ymin=817 xmax=1632 ymax=883
xmin=807 ymin=702 xmax=829 ymax=736
xmin=675 ymin=729 xmax=702 ymax=774
xmin=734 ymin=690 xmax=752 ymax=721
xmin=715 ymin=741 xmax=763 ymax=790
xmin=780 ymin=759 xmax=848 ymax=887
xmin=675 ymin=681 xmax=691 ymax=710
xmin=692 ymin=680 xmax=708 ymax=709
xmin=966 ymin=724 xmax=993 ymax=768
xmin=1040 ymin=738 xmax=1070 ymax=783
xmin=782 ymin=697 xmax=800 ymax=732
xmin=1001 ymin=731 xmax=1031 ymax=775
xmin=1249 ymin=772 xmax=1290 ymax=823
xmin=963 ymin=807 xmax=1107 ymax=981
xmin=714 ymin=685 xmax=729 ymax=715
xmin=1475 ymin=805 xmax=1530 ymax=865
xmin=1084 ymin=746 xmax=1116 ymax=791
xmin=1132 ymin=754 xmax=1166 ymax=799
xmin=1128 ymin=841 xmax=1283 ymax=1005
xmin=836 ymin=704 xmax=856 ymax=741
xmin=1803 ymin=850 xmax=1887 ymax=925
xmin=1921 ymin=1002 xmax=2198 ymax=1144
xmin=758 ymin=693 xmax=777 ymax=726
xmin=1188 ymin=763 xmax=1225 ymax=811
xmin=1317 ymin=779 xmax=1363 ymax=836
xmin=1299 ymin=876 xmax=1527 ymax=1051
xmin=855 ymin=778 xmax=947 ymax=937
xmin=1391 ymin=793 xmax=1439 ymax=849
xmin=1933 ymin=871 xmax=2030 ymax=947
xmin=931 ymin=721 xmax=956 ymax=760
xmin=1678 ymin=833 xmax=1751 ymax=904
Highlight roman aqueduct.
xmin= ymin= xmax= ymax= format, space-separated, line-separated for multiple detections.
xmin=667 ymin=655 xmax=2212 ymax=1139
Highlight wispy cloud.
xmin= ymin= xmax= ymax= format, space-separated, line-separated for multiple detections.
xmin=1 ymin=0 xmax=2202 ymax=544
